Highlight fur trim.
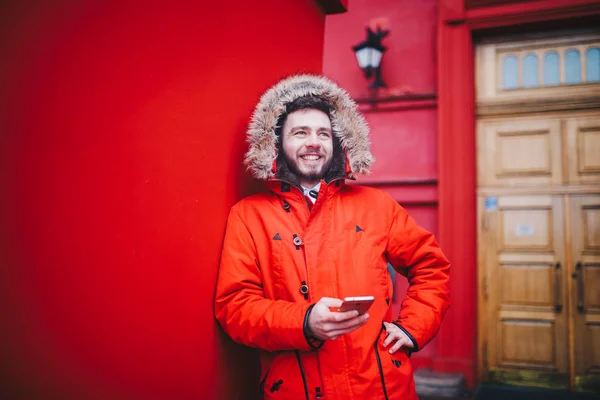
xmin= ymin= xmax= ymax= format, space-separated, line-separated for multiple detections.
xmin=244 ymin=74 xmax=374 ymax=181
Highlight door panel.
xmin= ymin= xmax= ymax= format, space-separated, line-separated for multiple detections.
xmin=478 ymin=118 xmax=563 ymax=187
xmin=571 ymin=195 xmax=600 ymax=393
xmin=482 ymin=195 xmax=569 ymax=389
xmin=501 ymin=207 xmax=553 ymax=250
xmin=567 ymin=117 xmax=600 ymax=185
xmin=499 ymin=318 xmax=555 ymax=368
xmin=500 ymin=264 xmax=553 ymax=306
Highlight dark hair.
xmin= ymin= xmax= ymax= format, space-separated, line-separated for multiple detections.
xmin=275 ymin=96 xmax=333 ymax=136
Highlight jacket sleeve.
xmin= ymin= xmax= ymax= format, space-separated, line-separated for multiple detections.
xmin=214 ymin=207 xmax=314 ymax=352
xmin=386 ymin=202 xmax=451 ymax=351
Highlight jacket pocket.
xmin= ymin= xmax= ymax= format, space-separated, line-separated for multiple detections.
xmin=263 ymin=352 xmax=309 ymax=400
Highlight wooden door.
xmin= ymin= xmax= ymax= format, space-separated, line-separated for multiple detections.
xmin=571 ymin=195 xmax=600 ymax=393
xmin=476 ymin=33 xmax=600 ymax=393
xmin=479 ymin=195 xmax=569 ymax=389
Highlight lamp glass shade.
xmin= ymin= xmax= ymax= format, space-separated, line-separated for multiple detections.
xmin=371 ymin=48 xmax=383 ymax=68
xmin=354 ymin=47 xmax=383 ymax=69
xmin=355 ymin=47 xmax=373 ymax=68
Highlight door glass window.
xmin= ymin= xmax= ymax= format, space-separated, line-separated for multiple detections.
xmin=586 ymin=47 xmax=600 ymax=82
xmin=503 ymin=55 xmax=519 ymax=90
xmin=523 ymin=53 xmax=539 ymax=88
xmin=544 ymin=51 xmax=560 ymax=86
xmin=565 ymin=49 xmax=582 ymax=84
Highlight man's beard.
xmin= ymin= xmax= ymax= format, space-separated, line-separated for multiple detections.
xmin=284 ymin=153 xmax=333 ymax=184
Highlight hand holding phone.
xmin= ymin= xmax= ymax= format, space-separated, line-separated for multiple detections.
xmin=338 ymin=296 xmax=375 ymax=315
xmin=307 ymin=297 xmax=372 ymax=341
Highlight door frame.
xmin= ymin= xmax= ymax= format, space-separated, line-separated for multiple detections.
xmin=435 ymin=0 xmax=600 ymax=388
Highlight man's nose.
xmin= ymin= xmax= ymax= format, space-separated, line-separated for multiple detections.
xmin=306 ymin=131 xmax=321 ymax=147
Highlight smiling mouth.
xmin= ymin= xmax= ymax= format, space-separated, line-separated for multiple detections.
xmin=300 ymin=155 xmax=321 ymax=161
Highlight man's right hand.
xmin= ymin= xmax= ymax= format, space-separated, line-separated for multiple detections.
xmin=307 ymin=297 xmax=370 ymax=341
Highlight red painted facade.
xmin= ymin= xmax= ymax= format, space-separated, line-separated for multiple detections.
xmin=325 ymin=0 xmax=600 ymax=390
xmin=0 ymin=1 xmax=335 ymax=399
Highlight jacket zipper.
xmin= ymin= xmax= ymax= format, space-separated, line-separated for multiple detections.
xmin=295 ymin=351 xmax=309 ymax=400
xmin=374 ymin=341 xmax=389 ymax=400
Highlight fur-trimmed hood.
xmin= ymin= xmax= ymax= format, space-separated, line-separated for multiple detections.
xmin=244 ymin=74 xmax=374 ymax=183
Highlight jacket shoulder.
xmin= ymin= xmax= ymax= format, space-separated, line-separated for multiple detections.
xmin=229 ymin=192 xmax=276 ymax=217
xmin=340 ymin=184 xmax=404 ymax=221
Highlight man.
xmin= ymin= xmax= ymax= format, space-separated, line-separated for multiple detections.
xmin=215 ymin=75 xmax=450 ymax=400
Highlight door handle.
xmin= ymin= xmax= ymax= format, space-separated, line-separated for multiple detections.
xmin=554 ymin=262 xmax=562 ymax=313
xmin=575 ymin=261 xmax=585 ymax=313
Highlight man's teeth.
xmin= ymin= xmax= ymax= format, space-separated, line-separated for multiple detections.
xmin=302 ymin=155 xmax=319 ymax=160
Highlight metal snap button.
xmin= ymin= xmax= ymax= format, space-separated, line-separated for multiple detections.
xmin=299 ymin=284 xmax=309 ymax=295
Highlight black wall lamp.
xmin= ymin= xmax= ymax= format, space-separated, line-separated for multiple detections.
xmin=352 ymin=26 xmax=389 ymax=89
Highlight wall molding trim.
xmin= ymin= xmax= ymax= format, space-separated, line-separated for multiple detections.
xmin=465 ymin=0 xmax=600 ymax=29
xmin=356 ymin=93 xmax=437 ymax=113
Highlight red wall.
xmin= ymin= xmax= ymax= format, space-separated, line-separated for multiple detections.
xmin=323 ymin=0 xmax=441 ymax=370
xmin=0 ymin=1 xmax=328 ymax=399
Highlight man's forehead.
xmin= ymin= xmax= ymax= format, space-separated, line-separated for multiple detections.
xmin=284 ymin=108 xmax=331 ymax=129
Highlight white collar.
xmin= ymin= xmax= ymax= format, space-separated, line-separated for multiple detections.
xmin=301 ymin=182 xmax=321 ymax=204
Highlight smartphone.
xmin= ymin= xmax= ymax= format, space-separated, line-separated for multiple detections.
xmin=338 ymin=296 xmax=375 ymax=315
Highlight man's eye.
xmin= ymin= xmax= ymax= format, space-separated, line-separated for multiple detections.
xmin=319 ymin=132 xmax=331 ymax=137
xmin=294 ymin=131 xmax=306 ymax=136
